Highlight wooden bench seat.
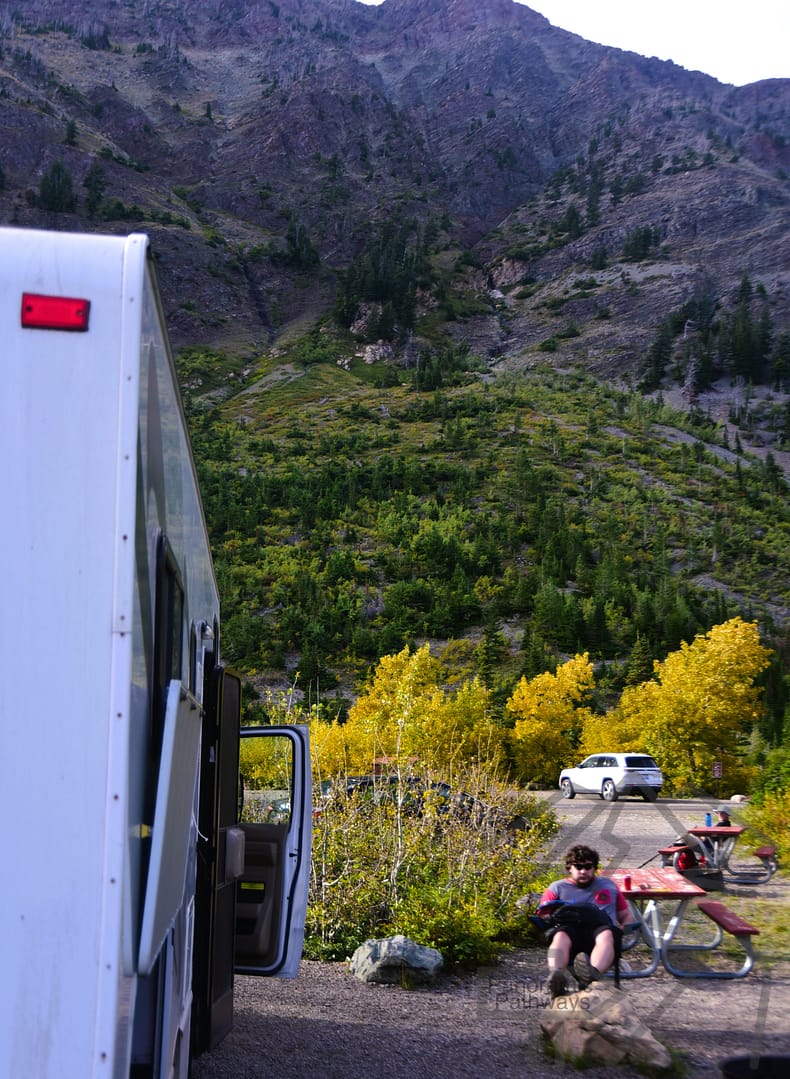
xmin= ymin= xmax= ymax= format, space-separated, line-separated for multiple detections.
xmin=658 ymin=844 xmax=693 ymax=867
xmin=696 ymin=900 xmax=759 ymax=938
xmin=752 ymin=845 xmax=775 ymax=858
xmin=719 ymin=843 xmax=778 ymax=884
xmin=663 ymin=899 xmax=760 ymax=978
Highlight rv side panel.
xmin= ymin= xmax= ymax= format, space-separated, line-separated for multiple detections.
xmin=1 ymin=226 xmax=310 ymax=1079
xmin=1 ymin=229 xmax=142 ymax=1076
xmin=0 ymin=228 xmax=220 ymax=1077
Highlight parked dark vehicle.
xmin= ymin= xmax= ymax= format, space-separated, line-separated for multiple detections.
xmin=320 ymin=774 xmax=528 ymax=832
xmin=263 ymin=795 xmax=292 ymax=824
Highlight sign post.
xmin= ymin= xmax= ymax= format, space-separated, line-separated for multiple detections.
xmin=713 ymin=760 xmax=723 ymax=801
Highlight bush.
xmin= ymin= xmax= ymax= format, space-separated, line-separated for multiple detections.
xmin=750 ymin=746 xmax=790 ymax=796
xmin=742 ymin=787 xmax=790 ymax=860
xmin=394 ymin=885 xmax=503 ymax=966
xmin=305 ymin=774 xmax=557 ymax=966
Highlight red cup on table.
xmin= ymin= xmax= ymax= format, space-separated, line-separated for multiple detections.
xmin=623 ymin=874 xmax=632 ymax=891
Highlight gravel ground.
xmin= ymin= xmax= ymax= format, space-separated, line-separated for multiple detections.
xmin=192 ymin=798 xmax=790 ymax=1078
xmin=192 ymin=943 xmax=790 ymax=1079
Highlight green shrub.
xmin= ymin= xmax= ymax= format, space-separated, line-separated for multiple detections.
xmin=304 ymin=777 xmax=557 ymax=966
xmin=742 ymin=787 xmax=790 ymax=860
xmin=750 ymin=747 xmax=790 ymax=796
xmin=394 ymin=886 xmax=503 ymax=967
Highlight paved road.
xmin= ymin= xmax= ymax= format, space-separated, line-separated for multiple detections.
xmin=535 ymin=793 xmax=736 ymax=871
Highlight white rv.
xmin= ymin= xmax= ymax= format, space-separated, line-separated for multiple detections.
xmin=0 ymin=227 xmax=312 ymax=1078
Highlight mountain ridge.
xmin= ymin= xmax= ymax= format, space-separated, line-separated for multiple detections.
xmin=2 ymin=0 xmax=789 ymax=705
xmin=0 ymin=0 xmax=787 ymax=372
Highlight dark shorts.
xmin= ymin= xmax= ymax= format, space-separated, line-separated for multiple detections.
xmin=546 ymin=922 xmax=617 ymax=959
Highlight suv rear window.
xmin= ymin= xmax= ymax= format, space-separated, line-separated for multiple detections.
xmin=624 ymin=756 xmax=658 ymax=768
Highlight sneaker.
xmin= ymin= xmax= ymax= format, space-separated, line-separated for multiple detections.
xmin=547 ymin=969 xmax=570 ymax=999
xmin=572 ymin=953 xmax=601 ymax=989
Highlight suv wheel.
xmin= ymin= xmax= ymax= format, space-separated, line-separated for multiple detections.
xmin=601 ymin=779 xmax=618 ymax=802
xmin=641 ymin=788 xmax=658 ymax=802
xmin=560 ymin=778 xmax=575 ymax=799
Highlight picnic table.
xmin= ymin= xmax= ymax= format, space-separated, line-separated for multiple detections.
xmin=687 ymin=826 xmax=778 ymax=883
xmin=610 ymin=867 xmax=705 ymax=978
xmin=610 ymin=866 xmax=759 ymax=979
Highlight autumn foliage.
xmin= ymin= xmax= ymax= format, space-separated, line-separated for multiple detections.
xmin=580 ymin=617 xmax=770 ymax=792
xmin=310 ymin=643 xmax=506 ymax=782
xmin=506 ymin=653 xmax=596 ymax=787
xmin=260 ymin=617 xmax=776 ymax=963
xmin=310 ymin=618 xmax=772 ymax=796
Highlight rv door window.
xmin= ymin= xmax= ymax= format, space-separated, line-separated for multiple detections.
xmin=239 ymin=735 xmax=295 ymax=825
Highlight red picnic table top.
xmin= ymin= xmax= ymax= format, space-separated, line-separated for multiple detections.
xmin=611 ymin=866 xmax=707 ymax=899
xmin=686 ymin=825 xmax=745 ymax=838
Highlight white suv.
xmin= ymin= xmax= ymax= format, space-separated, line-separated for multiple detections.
xmin=558 ymin=753 xmax=663 ymax=802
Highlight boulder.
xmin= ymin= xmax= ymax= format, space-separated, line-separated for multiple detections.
xmin=539 ymin=984 xmax=672 ymax=1071
xmin=361 ymin=342 xmax=393 ymax=365
xmin=349 ymin=934 xmax=444 ymax=986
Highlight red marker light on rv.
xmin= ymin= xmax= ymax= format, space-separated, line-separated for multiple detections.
xmin=21 ymin=292 xmax=91 ymax=331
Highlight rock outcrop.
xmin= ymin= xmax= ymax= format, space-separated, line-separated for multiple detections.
xmin=349 ymin=934 xmax=444 ymax=986
xmin=540 ymin=984 xmax=673 ymax=1070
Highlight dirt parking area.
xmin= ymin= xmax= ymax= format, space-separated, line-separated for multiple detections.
xmin=192 ymin=942 xmax=790 ymax=1079
xmin=193 ymin=797 xmax=790 ymax=1078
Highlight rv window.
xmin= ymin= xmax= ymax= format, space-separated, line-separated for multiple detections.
xmin=238 ymin=735 xmax=295 ymax=825
xmin=152 ymin=534 xmax=184 ymax=751
xmin=189 ymin=624 xmax=197 ymax=693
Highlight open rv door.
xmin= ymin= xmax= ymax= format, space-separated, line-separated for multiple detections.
xmin=235 ymin=725 xmax=312 ymax=976
xmin=192 ymin=666 xmax=311 ymax=1054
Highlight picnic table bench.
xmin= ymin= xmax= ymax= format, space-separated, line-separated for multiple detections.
xmin=656 ymin=840 xmax=724 ymax=890
xmin=661 ymin=898 xmax=760 ymax=979
xmin=752 ymin=845 xmax=779 ymax=875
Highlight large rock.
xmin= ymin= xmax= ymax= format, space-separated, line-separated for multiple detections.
xmin=349 ymin=934 xmax=444 ymax=986
xmin=539 ymin=984 xmax=673 ymax=1071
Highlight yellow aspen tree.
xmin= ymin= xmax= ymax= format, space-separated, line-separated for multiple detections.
xmin=580 ymin=679 xmax=660 ymax=755
xmin=602 ymin=618 xmax=770 ymax=792
xmin=506 ymin=653 xmax=596 ymax=786
xmin=341 ymin=644 xmax=442 ymax=772
xmin=309 ymin=713 xmax=356 ymax=779
xmin=338 ymin=645 xmax=500 ymax=777
xmin=408 ymin=677 xmax=505 ymax=777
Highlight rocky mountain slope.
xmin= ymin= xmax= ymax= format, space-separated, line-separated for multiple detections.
xmin=3 ymin=1 xmax=789 ymax=708
xmin=1 ymin=0 xmax=788 ymax=378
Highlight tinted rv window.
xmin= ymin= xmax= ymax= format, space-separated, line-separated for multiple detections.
xmin=152 ymin=533 xmax=184 ymax=750
xmin=189 ymin=624 xmax=197 ymax=693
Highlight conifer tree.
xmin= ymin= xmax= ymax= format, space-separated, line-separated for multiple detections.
xmin=625 ymin=632 xmax=654 ymax=686
xmin=83 ymin=162 xmax=107 ymax=218
xmin=37 ymin=159 xmax=77 ymax=212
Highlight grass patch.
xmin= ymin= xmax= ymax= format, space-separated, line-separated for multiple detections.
xmin=722 ymin=885 xmax=790 ymax=965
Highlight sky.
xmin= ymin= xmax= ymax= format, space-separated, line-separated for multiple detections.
xmin=523 ymin=1 xmax=787 ymax=86
xmin=359 ymin=1 xmax=789 ymax=87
